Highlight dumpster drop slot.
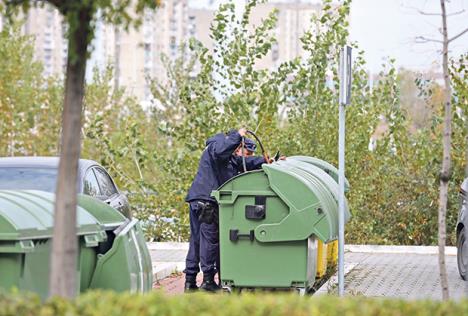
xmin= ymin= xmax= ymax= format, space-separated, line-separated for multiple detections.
xmin=230 ymin=229 xmax=254 ymax=242
xmin=219 ymin=192 xmax=232 ymax=201
xmin=245 ymin=205 xmax=265 ymax=220
xmin=245 ymin=196 xmax=266 ymax=220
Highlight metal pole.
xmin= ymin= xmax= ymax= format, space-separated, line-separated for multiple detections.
xmin=338 ymin=102 xmax=346 ymax=296
xmin=338 ymin=45 xmax=350 ymax=297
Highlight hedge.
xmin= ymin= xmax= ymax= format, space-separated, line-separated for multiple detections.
xmin=1 ymin=291 xmax=467 ymax=316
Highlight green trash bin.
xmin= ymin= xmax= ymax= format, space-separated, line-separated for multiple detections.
xmin=211 ymin=156 xmax=351 ymax=293
xmin=77 ymin=194 xmax=153 ymax=293
xmin=0 ymin=190 xmax=152 ymax=299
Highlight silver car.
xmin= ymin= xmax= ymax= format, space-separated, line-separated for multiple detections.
xmin=457 ymin=178 xmax=468 ymax=280
xmin=0 ymin=157 xmax=131 ymax=217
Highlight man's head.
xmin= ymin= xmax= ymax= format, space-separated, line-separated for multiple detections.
xmin=235 ymin=138 xmax=256 ymax=157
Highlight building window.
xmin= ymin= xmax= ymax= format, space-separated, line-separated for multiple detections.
xmin=170 ymin=36 xmax=177 ymax=57
xmin=272 ymin=43 xmax=279 ymax=62
xmin=144 ymin=43 xmax=152 ymax=65
xmin=46 ymin=15 xmax=53 ymax=27
xmin=44 ymin=48 xmax=53 ymax=75
xmin=170 ymin=18 xmax=177 ymax=32
xmin=188 ymin=15 xmax=196 ymax=36
xmin=144 ymin=84 xmax=151 ymax=101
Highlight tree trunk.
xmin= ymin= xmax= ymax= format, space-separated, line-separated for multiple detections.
xmin=49 ymin=5 xmax=93 ymax=298
xmin=438 ymin=0 xmax=451 ymax=301
xmin=465 ymin=131 xmax=468 ymax=177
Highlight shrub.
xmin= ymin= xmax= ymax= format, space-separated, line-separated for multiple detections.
xmin=1 ymin=291 xmax=468 ymax=316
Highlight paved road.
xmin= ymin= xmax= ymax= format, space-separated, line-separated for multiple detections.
xmin=149 ymin=243 xmax=468 ymax=299
xmin=318 ymin=251 xmax=467 ymax=300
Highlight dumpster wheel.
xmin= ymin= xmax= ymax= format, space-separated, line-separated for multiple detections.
xmin=296 ymin=288 xmax=306 ymax=296
xmin=223 ymin=286 xmax=306 ymax=295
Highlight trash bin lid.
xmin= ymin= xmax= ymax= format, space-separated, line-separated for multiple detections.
xmin=77 ymin=194 xmax=126 ymax=229
xmin=276 ymin=159 xmax=351 ymax=215
xmin=0 ymin=190 xmax=104 ymax=241
xmin=288 ymin=156 xmax=350 ymax=191
xmin=257 ymin=162 xmax=349 ymax=243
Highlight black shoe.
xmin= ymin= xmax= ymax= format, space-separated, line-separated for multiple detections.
xmin=200 ymin=274 xmax=221 ymax=292
xmin=184 ymin=281 xmax=199 ymax=292
xmin=184 ymin=275 xmax=198 ymax=293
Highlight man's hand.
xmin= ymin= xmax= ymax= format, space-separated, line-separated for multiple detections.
xmin=238 ymin=128 xmax=247 ymax=137
xmin=269 ymin=155 xmax=286 ymax=163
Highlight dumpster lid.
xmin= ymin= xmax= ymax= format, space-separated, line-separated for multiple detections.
xmin=256 ymin=162 xmax=349 ymax=243
xmin=0 ymin=190 xmax=105 ymax=241
xmin=288 ymin=156 xmax=350 ymax=191
xmin=212 ymin=156 xmax=351 ymax=243
xmin=77 ymin=194 xmax=126 ymax=229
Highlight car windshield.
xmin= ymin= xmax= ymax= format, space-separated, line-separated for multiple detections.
xmin=0 ymin=167 xmax=58 ymax=192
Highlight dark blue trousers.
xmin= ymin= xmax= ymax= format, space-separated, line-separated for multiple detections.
xmin=184 ymin=201 xmax=220 ymax=277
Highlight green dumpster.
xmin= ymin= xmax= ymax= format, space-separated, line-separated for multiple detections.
xmin=211 ymin=156 xmax=351 ymax=292
xmin=0 ymin=190 xmax=152 ymax=299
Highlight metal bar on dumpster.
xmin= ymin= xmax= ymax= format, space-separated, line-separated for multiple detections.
xmin=338 ymin=45 xmax=352 ymax=297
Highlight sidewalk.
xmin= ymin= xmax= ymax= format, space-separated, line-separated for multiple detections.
xmin=149 ymin=242 xmax=188 ymax=282
xmin=315 ymin=245 xmax=466 ymax=300
xmin=149 ymin=242 xmax=467 ymax=299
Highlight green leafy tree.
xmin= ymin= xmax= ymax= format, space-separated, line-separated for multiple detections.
xmin=0 ymin=24 xmax=62 ymax=156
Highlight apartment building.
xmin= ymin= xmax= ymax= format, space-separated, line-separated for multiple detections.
xmin=4 ymin=1 xmax=189 ymax=103
xmin=111 ymin=0 xmax=188 ymax=101
xmin=20 ymin=6 xmax=68 ymax=77
xmin=2 ymin=1 xmax=321 ymax=103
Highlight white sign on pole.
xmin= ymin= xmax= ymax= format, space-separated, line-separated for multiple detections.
xmin=339 ymin=46 xmax=352 ymax=106
xmin=338 ymin=45 xmax=351 ymax=297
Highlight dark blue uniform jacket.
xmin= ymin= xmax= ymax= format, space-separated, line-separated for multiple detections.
xmin=186 ymin=131 xmax=265 ymax=203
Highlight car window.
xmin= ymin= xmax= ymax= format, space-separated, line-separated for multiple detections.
xmin=0 ymin=168 xmax=58 ymax=192
xmin=83 ymin=169 xmax=101 ymax=197
xmin=94 ymin=167 xmax=118 ymax=198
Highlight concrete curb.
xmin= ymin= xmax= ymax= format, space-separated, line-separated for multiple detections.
xmin=152 ymin=262 xmax=177 ymax=281
xmin=345 ymin=245 xmax=457 ymax=256
xmin=146 ymin=242 xmax=457 ymax=255
xmin=147 ymin=242 xmax=189 ymax=250
xmin=152 ymin=262 xmax=186 ymax=281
